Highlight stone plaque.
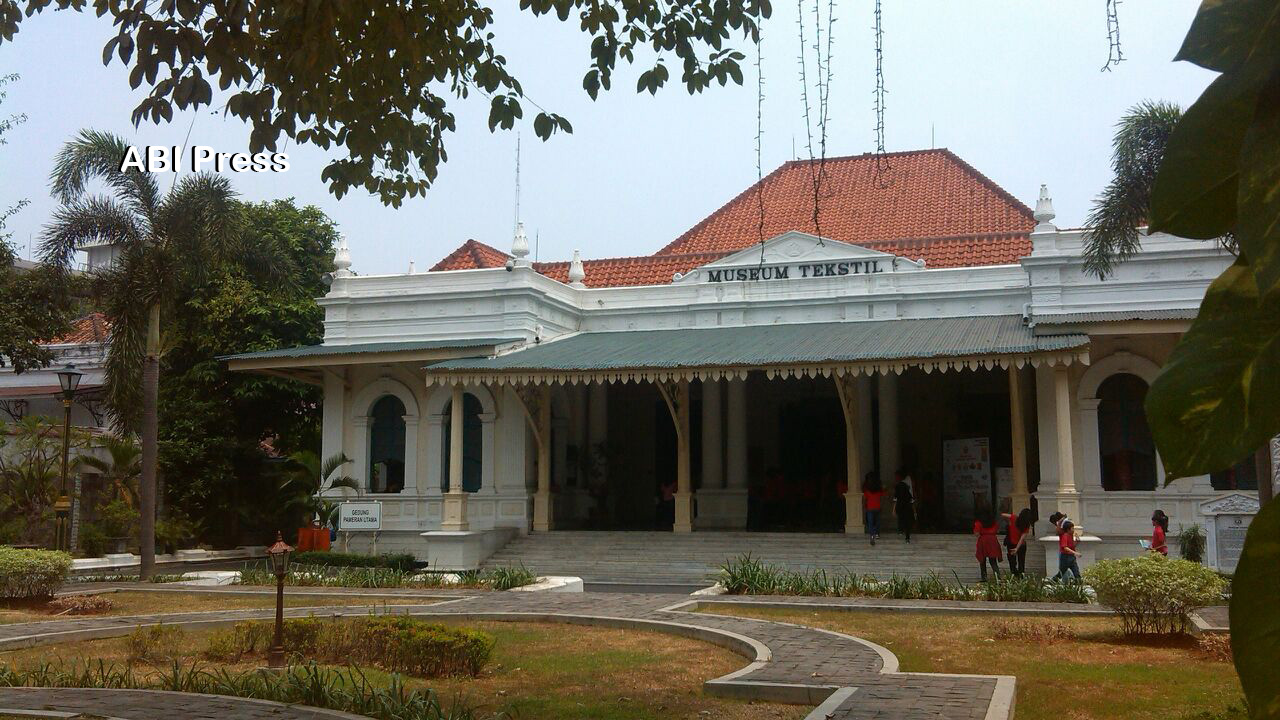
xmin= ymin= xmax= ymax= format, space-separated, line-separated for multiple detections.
xmin=1214 ymin=514 xmax=1250 ymax=573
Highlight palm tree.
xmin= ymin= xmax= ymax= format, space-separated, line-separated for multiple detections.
xmin=75 ymin=434 xmax=142 ymax=508
xmin=1082 ymin=101 xmax=1183 ymax=279
xmin=39 ymin=129 xmax=251 ymax=578
xmin=279 ymin=451 xmax=360 ymax=529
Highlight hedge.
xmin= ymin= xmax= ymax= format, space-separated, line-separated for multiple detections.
xmin=1085 ymin=553 xmax=1226 ymax=635
xmin=290 ymin=551 xmax=417 ymax=572
xmin=203 ymin=616 xmax=494 ymax=677
xmin=0 ymin=546 xmax=72 ymax=598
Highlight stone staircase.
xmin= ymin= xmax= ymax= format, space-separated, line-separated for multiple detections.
xmin=481 ymin=531 xmax=1046 ymax=586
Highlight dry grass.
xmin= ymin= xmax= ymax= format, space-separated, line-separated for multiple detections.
xmin=989 ymin=618 xmax=1076 ymax=642
xmin=0 ymin=620 xmax=806 ymax=720
xmin=0 ymin=591 xmax=433 ymax=624
xmin=704 ymin=605 xmax=1242 ymax=720
xmin=1196 ymin=633 xmax=1232 ymax=663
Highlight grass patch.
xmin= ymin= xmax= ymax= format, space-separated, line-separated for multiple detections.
xmin=704 ymin=605 xmax=1242 ymax=720
xmin=1 ymin=620 xmax=805 ymax=720
xmin=238 ymin=562 xmax=537 ymax=591
xmin=0 ymin=591 xmax=433 ymax=624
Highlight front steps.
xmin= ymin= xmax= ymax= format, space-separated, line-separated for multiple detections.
xmin=481 ymin=531 xmax=1046 ymax=585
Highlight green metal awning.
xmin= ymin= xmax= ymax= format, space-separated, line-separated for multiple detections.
xmin=424 ymin=315 xmax=1089 ymax=386
xmin=223 ymin=337 xmax=522 ymax=384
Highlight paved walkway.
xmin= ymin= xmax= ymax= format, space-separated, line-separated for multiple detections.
xmin=0 ymin=586 xmax=1027 ymax=720
xmin=0 ymin=687 xmax=365 ymax=719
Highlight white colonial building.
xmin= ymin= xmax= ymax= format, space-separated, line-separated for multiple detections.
xmin=227 ymin=150 xmax=1270 ymax=575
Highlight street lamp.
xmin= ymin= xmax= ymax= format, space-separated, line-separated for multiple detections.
xmin=54 ymin=364 xmax=82 ymax=553
xmin=265 ymin=531 xmax=293 ymax=669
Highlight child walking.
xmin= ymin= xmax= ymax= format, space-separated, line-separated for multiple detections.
xmin=1053 ymin=520 xmax=1083 ymax=582
xmin=1149 ymin=510 xmax=1169 ymax=555
xmin=973 ymin=507 xmax=1002 ymax=581
xmin=862 ymin=472 xmax=885 ymax=546
xmin=1002 ymin=508 xmax=1034 ymax=577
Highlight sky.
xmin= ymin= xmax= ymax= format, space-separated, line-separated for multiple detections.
xmin=0 ymin=2 xmax=1216 ymax=276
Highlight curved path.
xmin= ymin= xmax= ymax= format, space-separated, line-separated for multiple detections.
xmin=0 ymin=587 xmax=1017 ymax=720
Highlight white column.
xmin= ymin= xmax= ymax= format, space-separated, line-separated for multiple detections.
xmin=321 ymin=370 xmax=346 ymax=469
xmin=1054 ymin=364 xmax=1081 ymax=522
xmin=441 ymin=384 xmax=469 ymax=531
xmin=533 ymin=385 xmax=553 ymax=531
xmin=701 ymin=379 xmax=723 ymax=489
xmin=424 ymin=416 xmax=444 ymax=497
xmin=836 ymin=374 xmax=865 ymax=534
xmin=479 ymin=412 xmax=497 ymax=495
xmin=1008 ymin=366 xmax=1031 ymax=514
xmin=726 ymin=377 xmax=748 ymax=488
xmin=402 ymin=415 xmax=420 ymax=495
xmin=672 ymin=379 xmax=694 ymax=533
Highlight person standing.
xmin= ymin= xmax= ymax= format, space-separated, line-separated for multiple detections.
xmin=862 ymin=472 xmax=885 ymax=546
xmin=1053 ymin=520 xmax=1083 ymax=581
xmin=1002 ymin=508 xmax=1034 ymax=576
xmin=893 ymin=470 xmax=915 ymax=543
xmin=973 ymin=507 xmax=1002 ymax=581
xmin=1149 ymin=509 xmax=1169 ymax=555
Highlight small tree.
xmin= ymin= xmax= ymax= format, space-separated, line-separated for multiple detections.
xmin=279 ymin=451 xmax=359 ymax=530
xmin=76 ymin=434 xmax=141 ymax=508
xmin=1085 ymin=554 xmax=1225 ymax=635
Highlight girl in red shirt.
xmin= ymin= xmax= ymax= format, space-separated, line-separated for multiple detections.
xmin=1001 ymin=508 xmax=1034 ymax=577
xmin=1053 ymin=521 xmax=1082 ymax=582
xmin=862 ymin=472 xmax=885 ymax=546
xmin=973 ymin=507 xmax=1002 ymax=581
xmin=1150 ymin=510 xmax=1169 ymax=556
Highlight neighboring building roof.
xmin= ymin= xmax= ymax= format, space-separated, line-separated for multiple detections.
xmin=426 ymin=315 xmax=1087 ymax=381
xmin=428 ymin=149 xmax=1036 ymax=286
xmin=657 ymin=149 xmax=1035 ymax=257
xmin=47 ymin=313 xmax=111 ymax=345
xmin=428 ymin=239 xmax=511 ymax=271
xmin=221 ymin=338 xmax=519 ymax=362
xmin=1032 ymin=308 xmax=1198 ymax=325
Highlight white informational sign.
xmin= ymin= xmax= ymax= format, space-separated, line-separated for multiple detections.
xmin=943 ymin=437 xmax=991 ymax=530
xmin=338 ymin=501 xmax=382 ymax=531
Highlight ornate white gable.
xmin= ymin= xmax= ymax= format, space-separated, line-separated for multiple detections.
xmin=672 ymin=231 xmax=924 ymax=285
xmin=1199 ymin=492 xmax=1260 ymax=516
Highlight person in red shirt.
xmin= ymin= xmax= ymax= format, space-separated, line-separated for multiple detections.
xmin=862 ymin=472 xmax=885 ymax=546
xmin=1053 ymin=520 xmax=1083 ymax=581
xmin=1150 ymin=509 xmax=1169 ymax=556
xmin=1001 ymin=508 xmax=1034 ymax=576
xmin=973 ymin=507 xmax=1002 ymax=581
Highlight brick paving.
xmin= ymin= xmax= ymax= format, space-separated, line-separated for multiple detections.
xmin=1192 ymin=605 xmax=1229 ymax=633
xmin=0 ymin=687 xmax=364 ymax=719
xmin=0 ymin=585 xmax=1023 ymax=719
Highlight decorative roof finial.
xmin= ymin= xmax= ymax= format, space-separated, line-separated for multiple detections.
xmin=511 ymin=222 xmax=530 ymax=266
xmin=567 ymin=249 xmax=586 ymax=289
xmin=333 ymin=235 xmax=353 ymax=278
xmin=1033 ymin=184 xmax=1057 ymax=231
xmin=408 ymin=260 xmax=415 ymax=274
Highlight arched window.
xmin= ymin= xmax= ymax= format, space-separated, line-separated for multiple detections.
xmin=441 ymin=393 xmax=483 ymax=493
xmin=369 ymin=395 xmax=406 ymax=493
xmin=1097 ymin=374 xmax=1157 ymax=491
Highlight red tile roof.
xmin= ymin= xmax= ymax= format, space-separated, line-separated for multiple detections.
xmin=46 ymin=313 xmax=110 ymax=345
xmin=429 ymin=149 xmax=1034 ymax=286
xmin=428 ymin=239 xmax=511 ymax=271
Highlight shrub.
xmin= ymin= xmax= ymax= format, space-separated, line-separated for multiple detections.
xmin=990 ymin=618 xmax=1075 ymax=641
xmin=482 ymin=565 xmax=537 ymax=591
xmin=97 ymin=499 xmax=139 ymax=538
xmin=1178 ymin=524 xmax=1208 ymax=564
xmin=47 ymin=594 xmax=114 ymax=615
xmin=77 ymin=522 xmax=107 ymax=558
xmin=1085 ymin=554 xmax=1226 ymax=635
xmin=126 ymin=624 xmax=186 ymax=664
xmin=1197 ymin=633 xmax=1233 ymax=663
xmin=202 ymin=616 xmax=494 ymax=678
xmin=291 ymin=551 xmax=417 ymax=572
xmin=0 ymin=546 xmax=72 ymax=598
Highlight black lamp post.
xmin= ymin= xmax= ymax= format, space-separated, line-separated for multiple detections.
xmin=54 ymin=364 xmax=82 ymax=553
xmin=265 ymin=531 xmax=293 ymax=668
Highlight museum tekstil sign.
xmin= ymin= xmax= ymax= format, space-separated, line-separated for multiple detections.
xmin=672 ymin=231 xmax=926 ymax=286
xmin=703 ymin=259 xmax=889 ymax=283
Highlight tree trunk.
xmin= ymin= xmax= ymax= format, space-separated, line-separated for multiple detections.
xmin=139 ymin=304 xmax=160 ymax=580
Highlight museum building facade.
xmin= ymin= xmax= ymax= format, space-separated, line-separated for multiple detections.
xmin=228 ymin=150 xmax=1265 ymax=571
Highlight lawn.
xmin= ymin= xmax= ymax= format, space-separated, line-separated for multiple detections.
xmin=0 ymin=591 xmax=435 ymax=624
xmin=703 ymin=605 xmax=1242 ymax=720
xmin=0 ymin=620 xmax=806 ymax=720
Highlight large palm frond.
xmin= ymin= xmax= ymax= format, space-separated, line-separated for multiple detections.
xmin=38 ymin=195 xmax=145 ymax=270
xmin=155 ymin=172 xmax=242 ymax=288
xmin=1083 ymin=100 xmax=1183 ymax=279
xmin=99 ymin=244 xmax=160 ymax=429
xmin=50 ymin=129 xmax=160 ymax=220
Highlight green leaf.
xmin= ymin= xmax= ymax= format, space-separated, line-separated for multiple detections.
xmin=1236 ymin=64 xmax=1280 ymax=299
xmin=1148 ymin=71 xmax=1258 ymax=239
xmin=1145 ymin=258 xmax=1280 ymax=479
xmin=1229 ymin=498 xmax=1280 ymax=719
xmin=1175 ymin=0 xmax=1280 ymax=72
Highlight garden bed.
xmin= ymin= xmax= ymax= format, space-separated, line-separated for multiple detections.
xmin=236 ymin=562 xmax=538 ymax=591
xmin=0 ymin=591 xmax=430 ymax=624
xmin=0 ymin=620 xmax=804 ymax=720
xmin=705 ymin=605 xmax=1244 ymax=720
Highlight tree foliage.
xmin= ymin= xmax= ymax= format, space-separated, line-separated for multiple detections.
xmin=157 ymin=198 xmax=335 ymax=547
xmin=1082 ymin=100 xmax=1183 ymax=279
xmin=0 ymin=1 xmax=770 ymax=207
xmin=1139 ymin=2 xmax=1280 ymax=717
